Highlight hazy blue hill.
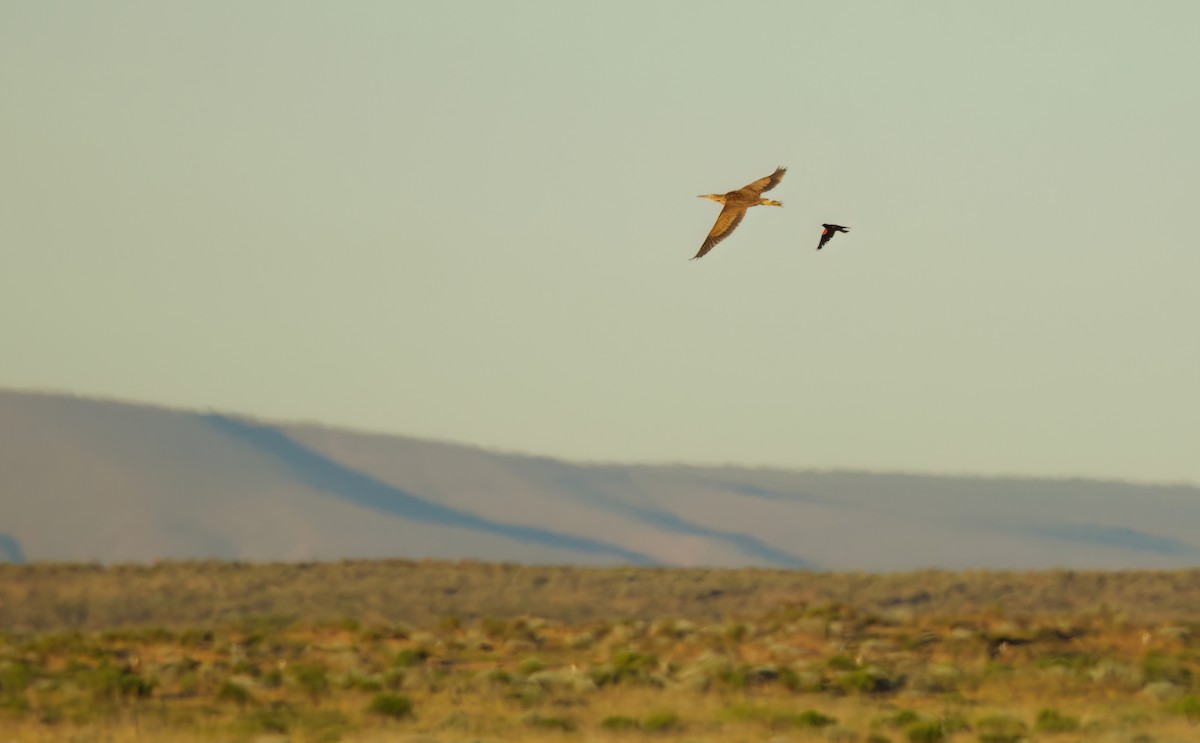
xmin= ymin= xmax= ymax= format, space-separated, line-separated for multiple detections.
xmin=0 ymin=534 xmax=24 ymax=563
xmin=2 ymin=388 xmax=1198 ymax=569
xmin=0 ymin=390 xmax=631 ymax=566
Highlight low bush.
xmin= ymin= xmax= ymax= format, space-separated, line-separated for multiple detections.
xmin=643 ymin=709 xmax=681 ymax=732
xmin=216 ymin=679 xmax=254 ymax=707
xmin=393 ymin=648 xmax=429 ymax=668
xmin=516 ymin=656 xmax=544 ymax=675
xmin=1168 ymin=695 xmax=1200 ymax=721
xmin=289 ymin=663 xmax=329 ymax=704
xmin=600 ymin=714 xmax=640 ymax=731
xmin=904 ymin=720 xmax=945 ymax=743
xmin=367 ymin=693 xmax=413 ymax=720
xmin=1035 ymin=708 xmax=1080 ymax=733
xmin=976 ymin=713 xmax=1027 ymax=743
xmin=524 ymin=712 xmax=576 ymax=731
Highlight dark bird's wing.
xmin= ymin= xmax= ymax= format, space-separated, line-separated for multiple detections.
xmin=693 ymin=204 xmax=747 ymax=259
xmin=817 ymin=225 xmax=835 ymax=250
xmin=743 ymin=166 xmax=787 ymax=195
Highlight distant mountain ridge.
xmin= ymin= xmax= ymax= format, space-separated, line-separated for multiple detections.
xmin=2 ymin=388 xmax=1198 ymax=570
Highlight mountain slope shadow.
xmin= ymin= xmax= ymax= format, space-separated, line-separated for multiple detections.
xmin=528 ymin=465 xmax=821 ymax=569
xmin=602 ymin=496 xmax=819 ymax=568
xmin=204 ymin=415 xmax=655 ymax=565
xmin=1032 ymin=523 xmax=1200 ymax=557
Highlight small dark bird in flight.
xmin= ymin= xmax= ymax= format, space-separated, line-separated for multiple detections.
xmin=817 ymin=223 xmax=849 ymax=251
xmin=692 ymin=166 xmax=786 ymax=259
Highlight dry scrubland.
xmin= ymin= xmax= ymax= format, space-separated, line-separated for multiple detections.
xmin=0 ymin=562 xmax=1199 ymax=742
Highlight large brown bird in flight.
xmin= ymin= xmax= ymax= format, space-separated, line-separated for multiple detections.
xmin=692 ymin=166 xmax=786 ymax=259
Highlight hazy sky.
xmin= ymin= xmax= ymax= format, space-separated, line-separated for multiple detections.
xmin=3 ymin=2 xmax=1199 ymax=485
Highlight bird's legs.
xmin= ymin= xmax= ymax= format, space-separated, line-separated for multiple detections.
xmin=759 ymin=199 xmax=783 ymax=207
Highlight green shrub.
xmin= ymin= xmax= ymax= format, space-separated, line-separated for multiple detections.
xmin=356 ymin=623 xmax=389 ymax=642
xmin=806 ymin=601 xmax=843 ymax=619
xmin=1142 ymin=650 xmax=1190 ymax=684
xmin=591 ymin=650 xmax=657 ymax=687
xmin=346 ymin=673 xmax=383 ymax=692
xmin=516 ymin=656 xmax=544 ymax=675
xmin=238 ymin=614 xmax=294 ymax=637
xmin=0 ymin=661 xmax=36 ymax=693
xmin=240 ymin=704 xmax=294 ymax=734
xmin=899 ymin=632 xmax=939 ymax=650
xmin=716 ymin=664 xmax=749 ymax=689
xmin=37 ymin=704 xmax=64 ymax=725
xmin=136 ymin=625 xmax=176 ymax=643
xmin=421 ymin=666 xmax=449 ymax=693
xmin=480 ymin=616 xmax=509 ymax=639
xmin=601 ymin=714 xmax=641 ymax=731
xmin=230 ymin=659 xmax=258 ymax=676
xmin=524 ymin=713 xmax=576 ymax=731
xmin=23 ymin=631 xmax=87 ymax=656
xmin=176 ymin=672 xmax=201 ymax=697
xmin=791 ymin=709 xmax=836 ymax=728
xmin=367 ymin=693 xmax=413 ymax=720
xmin=297 ymin=708 xmax=349 ymax=743
xmin=904 ymin=720 xmax=945 ymax=743
xmin=643 ymin=710 xmax=682 ymax=733
xmin=86 ymin=663 xmax=156 ymax=702
xmin=178 ymin=629 xmax=214 ymax=648
xmin=722 ymin=703 xmax=835 ymax=730
xmin=393 ymin=647 xmax=429 ymax=668
xmin=216 ymin=680 xmax=254 ymax=707
xmin=381 ymin=668 xmax=405 ymax=690
xmin=569 ymin=631 xmax=596 ymax=649
xmin=975 ymin=714 xmax=1027 ymax=743
xmin=1035 ymin=708 xmax=1080 ymax=733
xmin=1 ymin=694 xmax=30 ymax=714
xmin=479 ymin=668 xmax=510 ymax=686
xmin=1169 ymin=695 xmax=1200 ymax=721
xmin=611 ymin=650 xmax=654 ymax=678
xmin=776 ymin=665 xmax=822 ymax=692
xmin=389 ymin=623 xmax=412 ymax=640
xmin=1035 ymin=654 xmax=1097 ymax=673
xmin=940 ymin=715 xmax=971 ymax=734
xmin=886 ymin=709 xmax=921 ymax=728
xmin=837 ymin=668 xmax=892 ymax=694
xmin=721 ymin=703 xmax=763 ymax=723
xmin=827 ymin=654 xmax=859 ymax=671
xmin=506 ymin=682 xmax=546 ymax=707
xmin=725 ymin=622 xmax=748 ymax=642
xmin=289 ymin=662 xmax=329 ymax=704
xmin=776 ymin=664 xmax=800 ymax=690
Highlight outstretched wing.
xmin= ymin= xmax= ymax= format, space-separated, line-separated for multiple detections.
xmin=693 ymin=204 xmax=747 ymax=259
xmin=743 ymin=166 xmax=787 ymax=195
xmin=817 ymin=225 xmax=834 ymax=250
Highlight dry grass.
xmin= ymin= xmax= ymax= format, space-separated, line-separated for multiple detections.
xmin=1 ymin=562 xmax=1199 ymax=741
xmin=3 ymin=560 xmax=1200 ymax=632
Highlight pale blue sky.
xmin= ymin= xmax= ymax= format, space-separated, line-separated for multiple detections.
xmin=3 ymin=1 xmax=1198 ymax=484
